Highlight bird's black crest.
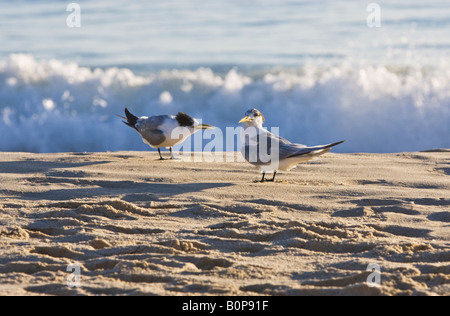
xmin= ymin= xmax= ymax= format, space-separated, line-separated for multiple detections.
xmin=176 ymin=112 xmax=195 ymax=127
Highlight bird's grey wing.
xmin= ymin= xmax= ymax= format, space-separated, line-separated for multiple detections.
xmin=260 ymin=131 xmax=309 ymax=159
xmin=283 ymin=140 xmax=345 ymax=158
xmin=136 ymin=115 xmax=169 ymax=146
xmin=268 ymin=131 xmax=341 ymax=159
xmin=243 ymin=131 xmax=300 ymax=165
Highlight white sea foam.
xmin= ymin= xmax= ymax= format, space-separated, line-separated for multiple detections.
xmin=1 ymin=54 xmax=449 ymax=153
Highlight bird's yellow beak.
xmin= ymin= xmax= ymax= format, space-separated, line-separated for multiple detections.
xmin=194 ymin=124 xmax=215 ymax=130
xmin=239 ymin=116 xmax=252 ymax=123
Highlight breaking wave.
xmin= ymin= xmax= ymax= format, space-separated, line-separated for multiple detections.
xmin=1 ymin=54 xmax=449 ymax=153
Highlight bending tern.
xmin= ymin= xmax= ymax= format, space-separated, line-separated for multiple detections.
xmin=120 ymin=108 xmax=214 ymax=160
xmin=239 ymin=109 xmax=344 ymax=182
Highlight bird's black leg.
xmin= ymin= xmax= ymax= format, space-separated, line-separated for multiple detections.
xmin=158 ymin=148 xmax=165 ymax=160
xmin=260 ymin=172 xmax=266 ymax=183
xmin=257 ymin=171 xmax=276 ymax=183
xmin=267 ymin=171 xmax=277 ymax=182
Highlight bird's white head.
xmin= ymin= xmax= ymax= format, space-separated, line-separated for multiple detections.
xmin=238 ymin=109 xmax=265 ymax=128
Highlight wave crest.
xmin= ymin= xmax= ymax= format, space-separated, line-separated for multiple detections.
xmin=1 ymin=54 xmax=449 ymax=152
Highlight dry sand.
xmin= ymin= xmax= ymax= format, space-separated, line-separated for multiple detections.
xmin=0 ymin=150 xmax=449 ymax=296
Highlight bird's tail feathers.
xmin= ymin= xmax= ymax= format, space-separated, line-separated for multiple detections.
xmin=123 ymin=108 xmax=139 ymax=130
xmin=323 ymin=140 xmax=345 ymax=149
xmin=287 ymin=140 xmax=345 ymax=158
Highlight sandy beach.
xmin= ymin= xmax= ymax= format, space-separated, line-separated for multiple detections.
xmin=0 ymin=150 xmax=449 ymax=296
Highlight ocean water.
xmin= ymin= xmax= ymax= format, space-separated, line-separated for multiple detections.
xmin=1 ymin=0 xmax=450 ymax=153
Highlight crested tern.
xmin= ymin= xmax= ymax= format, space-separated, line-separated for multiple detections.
xmin=120 ymin=108 xmax=214 ymax=160
xmin=239 ymin=109 xmax=344 ymax=182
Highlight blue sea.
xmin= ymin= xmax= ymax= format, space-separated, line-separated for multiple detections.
xmin=1 ymin=0 xmax=449 ymax=153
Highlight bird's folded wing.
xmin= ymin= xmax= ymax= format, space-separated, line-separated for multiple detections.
xmin=136 ymin=116 xmax=170 ymax=146
xmin=280 ymin=143 xmax=314 ymax=159
xmin=267 ymin=133 xmax=310 ymax=160
xmin=284 ymin=141 xmax=344 ymax=158
xmin=136 ymin=115 xmax=168 ymax=131
xmin=246 ymin=130 xmax=343 ymax=161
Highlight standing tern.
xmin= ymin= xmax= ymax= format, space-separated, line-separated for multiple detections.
xmin=120 ymin=108 xmax=214 ymax=160
xmin=239 ymin=108 xmax=344 ymax=182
